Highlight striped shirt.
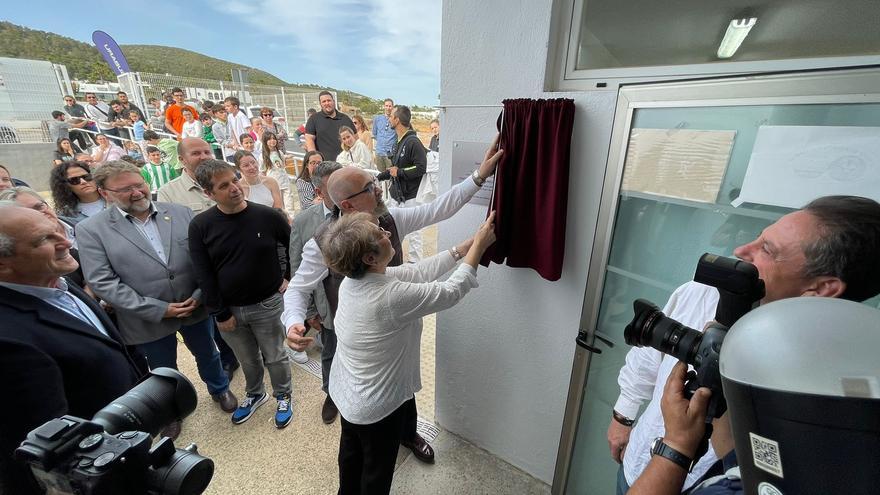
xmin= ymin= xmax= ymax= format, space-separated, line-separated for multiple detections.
xmin=141 ymin=162 xmax=180 ymax=192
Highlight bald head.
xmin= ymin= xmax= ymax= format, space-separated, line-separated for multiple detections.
xmin=178 ymin=137 xmax=213 ymax=173
xmin=327 ymin=167 xmax=371 ymax=206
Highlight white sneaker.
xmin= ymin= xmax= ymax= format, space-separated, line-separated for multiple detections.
xmin=287 ymin=348 xmax=309 ymax=364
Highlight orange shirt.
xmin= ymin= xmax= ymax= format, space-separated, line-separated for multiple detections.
xmin=165 ymin=104 xmax=200 ymax=137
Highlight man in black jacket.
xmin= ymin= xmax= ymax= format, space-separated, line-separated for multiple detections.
xmin=0 ymin=205 xmax=144 ymax=494
xmin=376 ymin=104 xmax=427 ymax=261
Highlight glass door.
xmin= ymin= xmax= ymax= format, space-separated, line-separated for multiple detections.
xmin=554 ymin=68 xmax=880 ymax=494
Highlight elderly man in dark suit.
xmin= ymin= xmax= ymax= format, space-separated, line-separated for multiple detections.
xmin=0 ymin=205 xmax=145 ymax=494
xmin=76 ymin=161 xmax=238 ymax=439
xmin=285 ymin=160 xmax=342 ymax=423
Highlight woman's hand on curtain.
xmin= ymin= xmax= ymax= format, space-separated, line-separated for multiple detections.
xmin=464 ymin=211 xmax=497 ymax=268
xmin=477 ymin=134 xmax=504 ymax=180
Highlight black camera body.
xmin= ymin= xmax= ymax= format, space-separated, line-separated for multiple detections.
xmin=624 ymin=253 xmax=765 ymax=420
xmin=14 ymin=368 xmax=213 ymax=495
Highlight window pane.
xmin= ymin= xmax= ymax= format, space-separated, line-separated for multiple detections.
xmin=576 ymin=0 xmax=880 ymax=70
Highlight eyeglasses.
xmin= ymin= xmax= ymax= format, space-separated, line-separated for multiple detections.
xmin=64 ymin=99 xmax=74 ymax=102
xmin=342 ymin=180 xmax=377 ymax=201
xmin=28 ymin=201 xmax=49 ymax=212
xmin=102 ymin=182 xmax=148 ymax=195
xmin=67 ymin=174 xmax=94 ymax=185
xmin=261 ymin=113 xmax=273 ymax=117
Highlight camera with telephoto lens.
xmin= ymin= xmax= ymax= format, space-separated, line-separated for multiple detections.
xmin=14 ymin=368 xmax=214 ymax=495
xmin=624 ymin=253 xmax=765 ymax=420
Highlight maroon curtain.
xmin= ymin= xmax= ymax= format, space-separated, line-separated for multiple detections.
xmin=481 ymin=98 xmax=575 ymax=281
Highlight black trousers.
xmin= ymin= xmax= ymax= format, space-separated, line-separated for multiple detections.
xmin=337 ymin=397 xmax=416 ymax=495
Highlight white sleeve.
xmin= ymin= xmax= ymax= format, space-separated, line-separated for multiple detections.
xmin=612 ymin=283 xmax=689 ymax=419
xmin=281 ymin=238 xmax=328 ymax=328
xmin=391 ymin=174 xmax=480 ymax=237
xmin=387 ymin=263 xmax=479 ymax=322
xmin=386 ymin=251 xmax=457 ymax=283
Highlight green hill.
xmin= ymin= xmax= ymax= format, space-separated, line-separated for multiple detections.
xmin=0 ymin=21 xmax=353 ymax=95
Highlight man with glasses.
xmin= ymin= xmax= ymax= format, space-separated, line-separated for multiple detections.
xmin=75 ymin=161 xmax=238 ymax=441
xmin=282 ymin=138 xmax=503 ymax=459
xmin=62 ymin=95 xmax=94 ymax=149
xmin=165 ymin=87 xmax=200 ymax=140
xmin=83 ymin=92 xmax=117 ymax=139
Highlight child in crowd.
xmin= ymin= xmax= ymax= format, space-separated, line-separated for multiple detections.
xmin=140 ymin=145 xmax=180 ymax=198
xmin=125 ymin=141 xmax=144 ymax=161
xmin=200 ymin=113 xmax=223 ymax=159
xmin=128 ymin=109 xmax=148 ymax=141
xmin=181 ymin=108 xmax=203 ymax=139
xmin=143 ymin=130 xmax=182 ymax=171
xmin=261 ymin=132 xmax=293 ymax=212
xmin=239 ymin=134 xmax=261 ymax=167
xmin=211 ymin=106 xmax=233 ymax=161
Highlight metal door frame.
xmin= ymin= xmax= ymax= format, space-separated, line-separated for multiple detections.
xmin=552 ymin=66 xmax=880 ymax=493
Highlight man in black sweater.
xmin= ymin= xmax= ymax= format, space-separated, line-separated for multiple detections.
xmin=376 ymin=104 xmax=427 ymax=262
xmin=188 ymin=159 xmax=295 ymax=429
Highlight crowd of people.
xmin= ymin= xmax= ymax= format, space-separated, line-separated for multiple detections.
xmin=0 ymin=88 xmax=489 ymax=495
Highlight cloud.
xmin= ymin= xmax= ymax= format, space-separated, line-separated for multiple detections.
xmin=208 ymin=0 xmax=441 ymax=104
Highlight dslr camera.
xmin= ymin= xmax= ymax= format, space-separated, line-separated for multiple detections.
xmin=624 ymin=253 xmax=765 ymax=420
xmin=15 ymin=368 xmax=213 ymax=495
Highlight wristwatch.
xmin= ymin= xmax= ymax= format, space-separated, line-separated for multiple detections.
xmin=472 ymin=169 xmax=486 ymax=187
xmin=650 ymin=437 xmax=695 ymax=472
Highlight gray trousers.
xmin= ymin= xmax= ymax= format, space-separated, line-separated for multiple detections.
xmin=220 ymin=293 xmax=292 ymax=397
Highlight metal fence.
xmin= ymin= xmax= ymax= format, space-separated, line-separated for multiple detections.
xmin=120 ymin=72 xmax=331 ymax=134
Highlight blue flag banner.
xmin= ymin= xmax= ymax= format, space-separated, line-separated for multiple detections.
xmin=92 ymin=30 xmax=131 ymax=75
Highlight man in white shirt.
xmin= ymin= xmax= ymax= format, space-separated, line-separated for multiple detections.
xmin=83 ymin=92 xmax=116 ymax=138
xmin=610 ymin=195 xmax=880 ymax=493
xmin=223 ymin=96 xmax=252 ymax=151
xmin=283 ymin=138 xmax=503 ymax=462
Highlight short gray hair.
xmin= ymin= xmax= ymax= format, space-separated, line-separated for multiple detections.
xmin=0 ymin=203 xmax=20 ymax=257
xmin=312 ymin=161 xmax=343 ymax=189
xmin=0 ymin=186 xmax=44 ymax=203
xmin=802 ymin=195 xmax=880 ymax=302
xmin=318 ymin=212 xmax=380 ymax=279
xmin=92 ymin=160 xmax=142 ymax=189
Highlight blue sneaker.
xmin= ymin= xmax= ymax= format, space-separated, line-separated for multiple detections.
xmin=275 ymin=393 xmax=293 ymax=429
xmin=231 ymin=392 xmax=268 ymax=424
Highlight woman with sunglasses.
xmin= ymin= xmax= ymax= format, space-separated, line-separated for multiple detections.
xmin=53 ymin=138 xmax=78 ymax=166
xmin=319 ymin=211 xmax=496 ymax=494
xmin=50 ymin=162 xmax=106 ymax=225
xmin=296 ymin=150 xmax=324 ymax=210
xmin=260 ymin=107 xmax=288 ymax=151
xmin=352 ymin=115 xmax=373 ymax=153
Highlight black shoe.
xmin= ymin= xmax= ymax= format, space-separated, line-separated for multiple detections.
xmin=402 ymin=433 xmax=435 ymax=463
xmin=222 ymin=361 xmax=240 ymax=381
xmin=321 ymin=395 xmax=338 ymax=424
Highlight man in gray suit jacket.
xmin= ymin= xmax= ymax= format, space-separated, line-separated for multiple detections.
xmin=286 ymin=161 xmax=342 ymax=423
xmin=76 ymin=161 xmax=238 ymax=430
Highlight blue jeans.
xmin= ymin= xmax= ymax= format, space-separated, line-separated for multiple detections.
xmin=138 ymin=317 xmax=230 ymax=395
xmin=617 ymin=464 xmax=630 ymax=495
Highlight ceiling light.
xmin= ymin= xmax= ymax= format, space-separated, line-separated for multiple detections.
xmin=717 ymin=17 xmax=757 ymax=59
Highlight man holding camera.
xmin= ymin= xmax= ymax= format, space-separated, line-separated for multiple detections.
xmin=611 ymin=195 xmax=880 ymax=493
xmin=0 ymin=205 xmax=145 ymax=494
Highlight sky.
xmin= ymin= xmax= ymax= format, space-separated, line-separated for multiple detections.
xmin=2 ymin=0 xmax=441 ymax=106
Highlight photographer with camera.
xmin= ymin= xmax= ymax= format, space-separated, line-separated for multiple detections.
xmin=611 ymin=195 xmax=880 ymax=493
xmin=0 ymin=205 xmax=145 ymax=494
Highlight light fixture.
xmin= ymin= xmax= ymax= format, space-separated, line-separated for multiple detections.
xmin=717 ymin=17 xmax=757 ymax=59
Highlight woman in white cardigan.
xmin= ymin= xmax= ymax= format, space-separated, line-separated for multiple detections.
xmin=336 ymin=126 xmax=373 ymax=169
xmin=320 ymin=210 xmax=496 ymax=495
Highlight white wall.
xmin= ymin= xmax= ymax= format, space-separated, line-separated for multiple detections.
xmin=436 ymin=0 xmax=618 ymax=483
